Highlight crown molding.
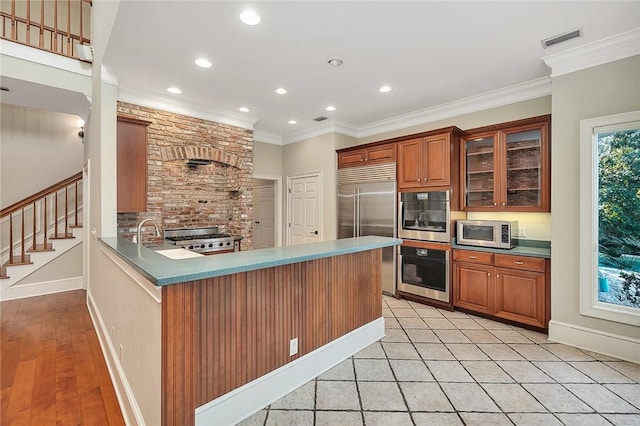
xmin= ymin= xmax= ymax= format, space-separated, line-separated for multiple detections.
xmin=260 ymin=77 xmax=551 ymax=145
xmin=541 ymin=28 xmax=640 ymax=78
xmin=117 ymin=87 xmax=257 ymax=130
xmin=253 ymin=129 xmax=283 ymax=145
xmin=355 ymin=77 xmax=551 ymax=139
xmin=100 ymin=64 xmax=118 ymax=85
xmin=282 ymin=119 xmax=359 ymax=145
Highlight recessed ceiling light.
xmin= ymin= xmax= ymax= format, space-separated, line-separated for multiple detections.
xmin=240 ymin=9 xmax=261 ymax=25
xmin=275 ymin=87 xmax=288 ymax=95
xmin=325 ymin=106 xmax=336 ymax=111
xmin=327 ymin=58 xmax=343 ymax=67
xmin=288 ymin=120 xmax=297 ymax=125
xmin=195 ymin=58 xmax=212 ymax=68
xmin=378 ymin=85 xmax=392 ymax=93
xmin=239 ymin=107 xmax=250 ymax=112
xmin=167 ymin=87 xmax=182 ymax=94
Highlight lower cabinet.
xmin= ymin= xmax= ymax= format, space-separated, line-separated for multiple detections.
xmin=454 ymin=262 xmax=494 ymax=315
xmin=453 ymin=249 xmax=549 ymax=329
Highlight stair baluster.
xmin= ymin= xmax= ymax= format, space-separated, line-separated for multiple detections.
xmin=54 ymin=191 xmax=59 ymax=238
xmin=74 ymin=181 xmax=79 ymax=227
xmin=20 ymin=208 xmax=26 ymax=263
xmin=64 ymin=185 xmax=69 ymax=235
xmin=8 ymin=214 xmax=13 ymax=262
xmin=1 ymin=172 xmax=81 ymax=277
xmin=43 ymin=195 xmax=48 ymax=248
xmin=32 ymin=201 xmax=37 ymax=252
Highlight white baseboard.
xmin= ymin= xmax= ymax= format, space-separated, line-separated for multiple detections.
xmin=548 ymin=319 xmax=640 ymax=363
xmin=86 ymin=290 xmax=144 ymax=426
xmin=1 ymin=276 xmax=83 ymax=301
xmin=196 ymin=317 xmax=385 ymax=426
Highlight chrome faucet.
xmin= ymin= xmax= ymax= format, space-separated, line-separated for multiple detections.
xmin=136 ymin=219 xmax=161 ymax=245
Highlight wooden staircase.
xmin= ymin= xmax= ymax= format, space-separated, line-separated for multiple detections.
xmin=1 ymin=172 xmax=82 ymax=280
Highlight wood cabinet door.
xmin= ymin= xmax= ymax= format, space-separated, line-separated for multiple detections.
xmin=423 ymin=134 xmax=450 ymax=187
xmin=462 ymin=132 xmax=499 ymax=211
xmin=338 ymin=149 xmax=365 ymax=168
xmin=501 ymin=119 xmax=550 ymax=212
xmin=397 ymin=138 xmax=423 ymax=189
xmin=117 ymin=119 xmax=148 ymax=213
xmin=365 ymin=144 xmax=396 ymax=165
xmin=494 ymin=267 xmax=546 ymax=328
xmin=453 ymin=262 xmax=494 ymax=314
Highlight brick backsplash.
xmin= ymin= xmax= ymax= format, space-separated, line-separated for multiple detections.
xmin=116 ymin=102 xmax=254 ymax=250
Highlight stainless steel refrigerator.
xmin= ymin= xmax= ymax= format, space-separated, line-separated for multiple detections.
xmin=337 ymin=163 xmax=397 ymax=295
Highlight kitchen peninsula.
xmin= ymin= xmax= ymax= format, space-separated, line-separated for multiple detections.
xmin=91 ymin=236 xmax=401 ymax=426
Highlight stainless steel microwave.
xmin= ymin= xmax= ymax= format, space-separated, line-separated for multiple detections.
xmin=456 ymin=220 xmax=518 ymax=249
xmin=398 ymin=191 xmax=451 ymax=243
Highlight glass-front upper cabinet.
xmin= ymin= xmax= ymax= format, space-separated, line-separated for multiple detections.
xmin=462 ymin=116 xmax=550 ymax=212
xmin=504 ymin=127 xmax=543 ymax=209
xmin=464 ymin=133 xmax=498 ymax=210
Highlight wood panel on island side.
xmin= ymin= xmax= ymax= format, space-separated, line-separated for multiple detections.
xmin=161 ymin=249 xmax=382 ymax=426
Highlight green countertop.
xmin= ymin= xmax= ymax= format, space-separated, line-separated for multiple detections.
xmin=452 ymin=238 xmax=551 ymax=258
xmin=99 ymin=236 xmax=402 ymax=286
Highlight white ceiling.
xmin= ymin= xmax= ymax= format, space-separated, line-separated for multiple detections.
xmin=103 ymin=1 xmax=640 ymax=143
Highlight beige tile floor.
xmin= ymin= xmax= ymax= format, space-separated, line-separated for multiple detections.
xmin=239 ymin=296 xmax=640 ymax=425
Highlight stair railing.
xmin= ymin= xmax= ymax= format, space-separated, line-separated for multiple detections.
xmin=1 ymin=172 xmax=83 ymax=268
xmin=1 ymin=0 xmax=92 ymax=59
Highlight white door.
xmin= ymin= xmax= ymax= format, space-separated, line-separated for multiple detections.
xmin=254 ymin=185 xmax=275 ymax=249
xmin=288 ymin=174 xmax=321 ymax=245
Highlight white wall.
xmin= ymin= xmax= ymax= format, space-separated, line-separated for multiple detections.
xmin=550 ymin=55 xmax=640 ymax=341
xmin=283 ymin=133 xmax=337 ymax=241
xmin=18 ymin=244 xmax=82 ymax=284
xmin=254 ymin=141 xmax=283 ymax=177
xmin=0 ymin=104 xmax=84 ymax=208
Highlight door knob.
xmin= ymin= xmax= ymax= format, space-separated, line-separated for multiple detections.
xmin=311 ymin=230 xmax=318 ymax=235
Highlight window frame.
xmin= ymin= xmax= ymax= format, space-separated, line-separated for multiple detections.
xmin=579 ymin=110 xmax=640 ymax=326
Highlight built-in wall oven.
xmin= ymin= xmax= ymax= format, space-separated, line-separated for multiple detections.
xmin=398 ymin=191 xmax=451 ymax=243
xmin=397 ymin=241 xmax=450 ymax=303
xmin=397 ymin=190 xmax=452 ymax=304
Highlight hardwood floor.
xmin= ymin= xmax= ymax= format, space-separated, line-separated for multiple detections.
xmin=1 ymin=290 xmax=125 ymax=425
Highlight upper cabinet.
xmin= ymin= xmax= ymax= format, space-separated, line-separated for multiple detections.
xmin=337 ymin=143 xmax=396 ymax=168
xmin=117 ymin=116 xmax=151 ymax=213
xmin=462 ymin=115 xmax=550 ymax=212
xmin=397 ymin=128 xmax=461 ymax=191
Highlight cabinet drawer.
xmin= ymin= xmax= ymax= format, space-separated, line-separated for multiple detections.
xmin=494 ymin=254 xmax=545 ymax=272
xmin=453 ymin=249 xmax=494 ymax=265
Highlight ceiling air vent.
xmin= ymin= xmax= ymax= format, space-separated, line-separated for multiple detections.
xmin=541 ymin=28 xmax=583 ymax=49
xmin=313 ymin=116 xmax=329 ymax=122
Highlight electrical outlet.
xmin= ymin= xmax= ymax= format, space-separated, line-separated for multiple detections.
xmin=518 ymin=227 xmax=526 ymax=238
xmin=289 ymin=338 xmax=298 ymax=356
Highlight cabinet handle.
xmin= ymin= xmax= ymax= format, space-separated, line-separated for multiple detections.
xmin=493 ymin=203 xmax=497 ymax=206
xmin=502 ymin=202 xmax=506 ymax=206
xmin=417 ymin=178 xmax=421 ymax=182
xmin=513 ymin=261 xmax=524 ymax=265
xmin=497 ymin=274 xmax=500 ymax=278
xmin=468 ymin=256 xmax=477 ymax=259
xmin=488 ymin=272 xmax=491 ymax=277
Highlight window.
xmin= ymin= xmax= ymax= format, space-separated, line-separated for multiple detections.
xmin=580 ymin=111 xmax=640 ymax=325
